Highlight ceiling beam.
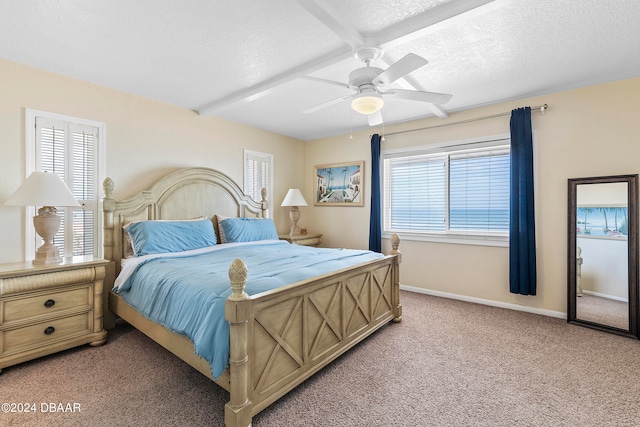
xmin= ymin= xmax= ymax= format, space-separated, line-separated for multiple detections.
xmin=375 ymin=0 xmax=503 ymax=49
xmin=197 ymin=0 xmax=506 ymax=116
xmin=295 ymin=0 xmax=365 ymax=48
xmin=196 ymin=46 xmax=352 ymax=116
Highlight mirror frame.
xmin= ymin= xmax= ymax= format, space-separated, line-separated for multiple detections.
xmin=567 ymin=174 xmax=639 ymax=338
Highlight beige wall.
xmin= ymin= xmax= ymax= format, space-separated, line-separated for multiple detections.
xmin=304 ymin=76 xmax=640 ymax=315
xmin=0 ymin=59 xmax=304 ymax=263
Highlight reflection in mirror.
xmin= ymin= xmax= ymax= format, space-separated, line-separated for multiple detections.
xmin=568 ymin=175 xmax=638 ymax=339
xmin=575 ymin=182 xmax=628 ymax=329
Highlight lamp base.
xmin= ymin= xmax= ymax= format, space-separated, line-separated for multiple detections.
xmin=289 ymin=225 xmax=301 ymax=236
xmin=32 ymin=210 xmax=63 ymax=265
xmin=289 ymin=206 xmax=301 ymax=236
xmin=33 ymin=243 xmax=63 ymax=265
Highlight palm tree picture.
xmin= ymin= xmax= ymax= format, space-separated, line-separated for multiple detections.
xmin=577 ymin=206 xmax=628 ymax=237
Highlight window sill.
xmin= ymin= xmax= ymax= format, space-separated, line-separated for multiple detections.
xmin=383 ymin=232 xmax=508 ymax=247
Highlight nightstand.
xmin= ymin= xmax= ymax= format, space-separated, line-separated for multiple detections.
xmin=0 ymin=256 xmax=108 ymax=373
xmin=279 ymin=233 xmax=323 ymax=247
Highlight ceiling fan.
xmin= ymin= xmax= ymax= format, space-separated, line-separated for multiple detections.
xmin=302 ymin=46 xmax=453 ymax=126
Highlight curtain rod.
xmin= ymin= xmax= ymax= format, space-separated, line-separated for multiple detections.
xmin=381 ymin=104 xmax=548 ymax=138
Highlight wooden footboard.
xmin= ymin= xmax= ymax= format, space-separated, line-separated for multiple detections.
xmin=225 ymin=239 xmax=401 ymax=426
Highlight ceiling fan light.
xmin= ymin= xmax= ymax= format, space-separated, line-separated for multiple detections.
xmin=351 ymin=93 xmax=384 ymax=115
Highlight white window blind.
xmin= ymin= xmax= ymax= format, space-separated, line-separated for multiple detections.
xmin=244 ymin=150 xmax=273 ymax=212
xmin=383 ymin=138 xmax=510 ymax=241
xmin=449 ymin=148 xmax=510 ymax=231
xmin=385 ymin=153 xmax=446 ymax=232
xmin=34 ymin=115 xmax=102 ymax=257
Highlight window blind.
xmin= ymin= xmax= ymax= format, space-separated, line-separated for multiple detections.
xmin=36 ymin=118 xmax=99 ymax=257
xmin=449 ymin=148 xmax=510 ymax=231
xmin=383 ymin=141 xmax=510 ymax=237
xmin=244 ymin=150 xmax=273 ymax=208
xmin=70 ymin=128 xmax=97 ymax=255
xmin=384 ymin=153 xmax=446 ymax=231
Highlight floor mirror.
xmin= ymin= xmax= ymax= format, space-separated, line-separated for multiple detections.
xmin=567 ymin=174 xmax=639 ymax=338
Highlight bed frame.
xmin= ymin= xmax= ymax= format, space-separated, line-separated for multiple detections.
xmin=102 ymin=167 xmax=401 ymax=427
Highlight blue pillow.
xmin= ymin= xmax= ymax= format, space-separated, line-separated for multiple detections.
xmin=124 ymin=219 xmax=216 ymax=256
xmin=218 ymin=218 xmax=278 ymax=243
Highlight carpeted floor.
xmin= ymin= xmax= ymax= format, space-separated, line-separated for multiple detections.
xmin=577 ymin=293 xmax=629 ymax=330
xmin=2 ymin=290 xmax=640 ymax=426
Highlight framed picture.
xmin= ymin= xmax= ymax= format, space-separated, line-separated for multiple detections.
xmin=576 ymin=205 xmax=628 ymax=238
xmin=314 ymin=161 xmax=364 ymax=206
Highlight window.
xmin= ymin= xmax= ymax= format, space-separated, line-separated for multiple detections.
xmin=382 ymin=136 xmax=510 ymax=245
xmin=26 ymin=109 xmax=105 ymax=259
xmin=244 ymin=150 xmax=273 ymax=214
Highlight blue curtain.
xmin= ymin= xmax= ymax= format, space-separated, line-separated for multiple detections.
xmin=509 ymin=107 xmax=537 ymax=295
xmin=369 ymin=134 xmax=382 ymax=252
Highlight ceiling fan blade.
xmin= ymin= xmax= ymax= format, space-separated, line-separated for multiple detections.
xmin=389 ymin=88 xmax=453 ymax=105
xmin=367 ymin=110 xmax=383 ymax=126
xmin=300 ymin=76 xmax=350 ymax=89
xmin=302 ymin=95 xmax=351 ymax=113
xmin=373 ymin=53 xmax=428 ymax=86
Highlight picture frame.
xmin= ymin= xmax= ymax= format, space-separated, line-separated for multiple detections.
xmin=314 ymin=161 xmax=364 ymax=206
xmin=576 ymin=205 xmax=628 ymax=239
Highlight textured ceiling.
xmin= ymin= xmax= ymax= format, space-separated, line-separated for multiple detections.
xmin=2 ymin=0 xmax=640 ymax=140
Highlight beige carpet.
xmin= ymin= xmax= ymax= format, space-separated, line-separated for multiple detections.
xmin=577 ymin=293 xmax=629 ymax=330
xmin=2 ymin=290 xmax=640 ymax=426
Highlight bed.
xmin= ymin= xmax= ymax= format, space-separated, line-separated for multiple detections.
xmin=101 ymin=167 xmax=401 ymax=427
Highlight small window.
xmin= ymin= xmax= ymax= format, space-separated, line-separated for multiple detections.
xmin=244 ymin=150 xmax=273 ymax=214
xmin=27 ymin=109 xmax=105 ymax=258
xmin=382 ymin=136 xmax=510 ymax=245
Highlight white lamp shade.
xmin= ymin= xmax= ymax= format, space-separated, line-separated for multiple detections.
xmin=351 ymin=93 xmax=384 ymax=115
xmin=4 ymin=172 xmax=80 ymax=207
xmin=281 ymin=188 xmax=308 ymax=207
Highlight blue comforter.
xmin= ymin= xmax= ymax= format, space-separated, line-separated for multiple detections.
xmin=113 ymin=240 xmax=383 ymax=378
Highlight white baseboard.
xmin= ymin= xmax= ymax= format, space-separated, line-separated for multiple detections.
xmin=399 ymin=284 xmax=567 ymax=320
xmin=582 ymin=290 xmax=628 ymax=303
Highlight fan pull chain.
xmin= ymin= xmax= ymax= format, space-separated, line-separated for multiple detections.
xmin=349 ymin=102 xmax=353 ymax=140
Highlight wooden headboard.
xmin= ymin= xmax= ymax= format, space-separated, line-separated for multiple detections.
xmin=102 ymin=167 xmax=267 ymax=274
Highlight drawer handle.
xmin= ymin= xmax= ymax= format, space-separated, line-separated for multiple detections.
xmin=44 ymin=299 xmax=55 ymax=308
xmin=44 ymin=326 xmax=55 ymax=336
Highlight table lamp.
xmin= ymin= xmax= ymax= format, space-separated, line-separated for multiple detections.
xmin=5 ymin=171 xmax=80 ymax=264
xmin=281 ymin=188 xmax=308 ymax=236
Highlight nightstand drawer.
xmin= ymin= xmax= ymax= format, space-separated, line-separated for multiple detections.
xmin=1 ymin=285 xmax=91 ymax=324
xmin=2 ymin=313 xmax=91 ymax=356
